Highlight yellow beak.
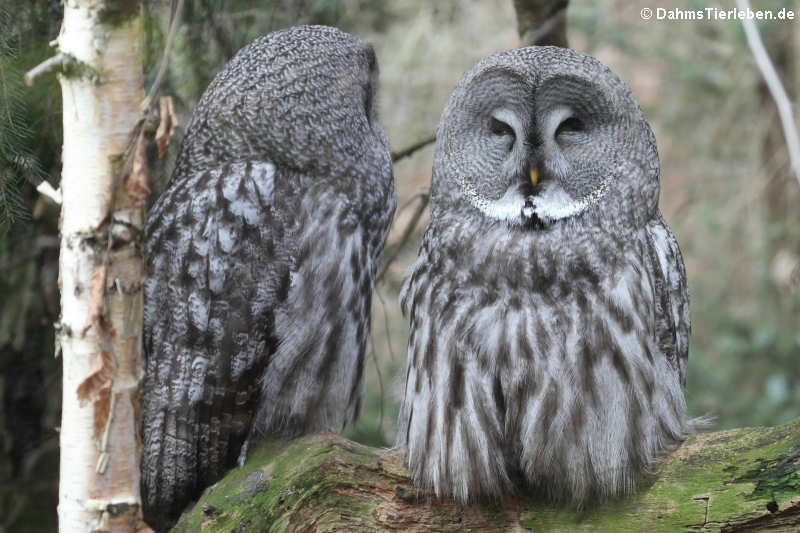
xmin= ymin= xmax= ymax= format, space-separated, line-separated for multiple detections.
xmin=529 ymin=168 xmax=539 ymax=186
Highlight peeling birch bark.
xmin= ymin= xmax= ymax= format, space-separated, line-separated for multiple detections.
xmin=56 ymin=1 xmax=150 ymax=531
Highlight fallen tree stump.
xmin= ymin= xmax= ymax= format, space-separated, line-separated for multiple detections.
xmin=172 ymin=417 xmax=800 ymax=532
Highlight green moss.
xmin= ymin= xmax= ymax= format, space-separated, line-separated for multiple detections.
xmin=59 ymin=54 xmax=101 ymax=83
xmin=512 ymin=419 xmax=800 ymax=532
xmin=736 ymin=446 xmax=800 ymax=503
xmin=173 ymin=435 xmax=389 ymax=532
xmin=173 ymin=420 xmax=800 ymax=532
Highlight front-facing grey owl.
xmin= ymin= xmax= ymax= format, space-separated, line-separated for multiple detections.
xmin=397 ymin=46 xmax=696 ymax=506
xmin=141 ymin=26 xmax=395 ymax=530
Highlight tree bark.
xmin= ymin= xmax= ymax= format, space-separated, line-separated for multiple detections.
xmin=513 ymin=0 xmax=569 ymax=48
xmin=172 ymin=417 xmax=800 ymax=532
xmin=55 ymin=1 xmax=149 ymax=531
xmin=758 ymin=17 xmax=800 ymax=291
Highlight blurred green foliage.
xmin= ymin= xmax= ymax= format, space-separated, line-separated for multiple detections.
xmin=0 ymin=6 xmax=51 ymax=233
xmin=568 ymin=0 xmax=800 ymax=431
xmin=687 ymin=227 xmax=800 ymax=429
xmin=0 ymin=1 xmax=63 ymax=531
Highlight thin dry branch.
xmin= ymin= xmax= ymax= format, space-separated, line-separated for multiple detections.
xmin=376 ymin=193 xmax=429 ymax=283
xmin=141 ymin=0 xmax=185 ymax=112
xmin=23 ymin=53 xmax=71 ymax=86
xmin=391 ymin=135 xmax=436 ymax=162
xmin=738 ymin=0 xmax=800 ymax=186
xmin=115 ymin=0 xmax=184 ymax=200
xmin=36 ymin=180 xmax=62 ymax=204
xmin=367 ymin=333 xmax=385 ymax=431
xmin=376 ymin=288 xmax=396 ymax=361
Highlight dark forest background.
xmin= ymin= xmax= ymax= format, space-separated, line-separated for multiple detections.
xmin=1 ymin=1 xmax=798 ymax=531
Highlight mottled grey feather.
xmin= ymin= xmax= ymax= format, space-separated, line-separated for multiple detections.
xmin=645 ymin=214 xmax=690 ymax=385
xmin=142 ymin=26 xmax=395 ymax=530
xmin=397 ymin=46 xmax=694 ymax=506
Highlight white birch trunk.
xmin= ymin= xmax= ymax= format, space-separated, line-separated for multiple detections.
xmin=56 ymin=1 xmax=150 ymax=531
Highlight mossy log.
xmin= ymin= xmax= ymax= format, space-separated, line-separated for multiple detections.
xmin=172 ymin=418 xmax=800 ymax=532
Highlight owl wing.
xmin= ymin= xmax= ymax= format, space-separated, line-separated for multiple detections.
xmin=645 ymin=213 xmax=690 ymax=385
xmin=141 ymin=160 xmax=292 ymax=527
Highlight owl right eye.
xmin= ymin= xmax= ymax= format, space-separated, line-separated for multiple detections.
xmin=489 ymin=117 xmax=515 ymax=139
xmin=555 ymin=116 xmax=585 ymax=137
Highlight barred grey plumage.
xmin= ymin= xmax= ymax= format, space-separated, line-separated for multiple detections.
xmin=141 ymin=26 xmax=395 ymax=530
xmin=397 ymin=46 xmax=695 ymax=505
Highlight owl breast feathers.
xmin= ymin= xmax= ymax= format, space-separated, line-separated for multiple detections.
xmin=141 ymin=26 xmax=395 ymax=530
xmin=397 ymin=46 xmax=697 ymax=505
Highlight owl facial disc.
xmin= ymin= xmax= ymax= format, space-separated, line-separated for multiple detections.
xmin=462 ymin=160 xmax=610 ymax=228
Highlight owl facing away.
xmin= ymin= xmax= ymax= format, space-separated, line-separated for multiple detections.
xmin=141 ymin=26 xmax=395 ymax=529
xmin=397 ymin=46 xmax=696 ymax=505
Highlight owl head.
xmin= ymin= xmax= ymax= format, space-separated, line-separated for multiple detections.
xmin=431 ymin=46 xmax=660 ymax=232
xmin=174 ymin=25 xmax=388 ymax=179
